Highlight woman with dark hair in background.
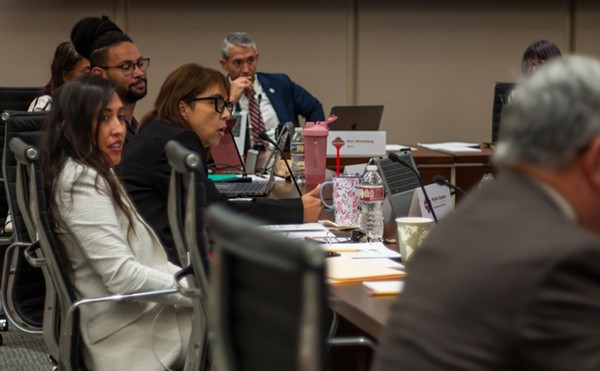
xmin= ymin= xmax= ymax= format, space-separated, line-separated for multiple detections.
xmin=521 ymin=39 xmax=562 ymax=75
xmin=28 ymin=41 xmax=90 ymax=112
xmin=38 ymin=74 xmax=192 ymax=370
xmin=121 ymin=63 xmax=323 ymax=265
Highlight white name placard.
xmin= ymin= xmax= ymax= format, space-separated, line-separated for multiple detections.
xmin=326 ymin=131 xmax=387 ymax=157
xmin=409 ymin=183 xmax=453 ymax=220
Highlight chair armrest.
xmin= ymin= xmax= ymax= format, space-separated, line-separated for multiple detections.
xmin=61 ymin=288 xmax=180 ymax=369
xmin=327 ymin=336 xmax=377 ymax=351
xmin=23 ymin=241 xmax=45 ymax=267
xmin=174 ymin=265 xmax=201 ymax=298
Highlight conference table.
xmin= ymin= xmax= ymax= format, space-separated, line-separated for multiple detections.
xmin=271 ymin=181 xmax=397 ymax=371
xmin=270 ymin=146 xmax=494 ymax=370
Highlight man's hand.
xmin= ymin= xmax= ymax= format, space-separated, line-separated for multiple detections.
xmin=301 ymin=184 xmax=324 ymax=223
xmin=229 ymin=76 xmax=253 ymax=105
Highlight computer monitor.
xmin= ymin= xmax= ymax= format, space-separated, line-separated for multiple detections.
xmin=491 ymin=82 xmax=515 ymax=143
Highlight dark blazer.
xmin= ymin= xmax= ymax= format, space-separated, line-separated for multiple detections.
xmin=255 ymin=72 xmax=325 ymax=126
xmin=121 ymin=118 xmax=304 ymax=265
xmin=373 ymin=170 xmax=600 ymax=371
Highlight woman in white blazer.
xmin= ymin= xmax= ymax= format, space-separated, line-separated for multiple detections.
xmin=38 ymin=74 xmax=192 ymax=370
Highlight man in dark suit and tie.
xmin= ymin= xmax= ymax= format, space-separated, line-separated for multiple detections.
xmin=373 ymin=55 xmax=600 ymax=371
xmin=219 ymin=32 xmax=324 ymax=148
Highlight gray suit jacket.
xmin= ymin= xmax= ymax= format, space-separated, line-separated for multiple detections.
xmin=373 ymin=170 xmax=600 ymax=371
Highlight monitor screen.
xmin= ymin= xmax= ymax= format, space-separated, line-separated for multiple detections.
xmin=491 ymin=82 xmax=515 ymax=143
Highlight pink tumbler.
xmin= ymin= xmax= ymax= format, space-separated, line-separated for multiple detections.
xmin=303 ymin=116 xmax=337 ymax=190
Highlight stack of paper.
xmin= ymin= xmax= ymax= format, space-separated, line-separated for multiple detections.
xmin=418 ymin=142 xmax=481 ymax=152
xmin=362 ymin=281 xmax=405 ymax=296
xmin=327 ymin=256 xmax=405 ymax=285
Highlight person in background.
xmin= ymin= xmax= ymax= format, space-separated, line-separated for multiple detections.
xmin=38 ymin=74 xmax=192 ymax=370
xmin=121 ymin=63 xmax=323 ymax=265
xmin=521 ymin=39 xmax=562 ymax=75
xmin=373 ymin=55 xmax=600 ymax=371
xmin=219 ymin=31 xmax=324 ymax=148
xmin=70 ymin=15 xmax=149 ymax=143
xmin=28 ymin=41 xmax=90 ymax=112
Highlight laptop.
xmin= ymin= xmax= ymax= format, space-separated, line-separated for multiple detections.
xmin=372 ymin=151 xmax=422 ymax=236
xmin=214 ymin=124 xmax=290 ymax=198
xmin=329 ymin=105 xmax=384 ymax=131
xmin=210 ymin=114 xmax=247 ymax=174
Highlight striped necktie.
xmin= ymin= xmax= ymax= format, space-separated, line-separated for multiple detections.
xmin=246 ymin=90 xmax=266 ymax=145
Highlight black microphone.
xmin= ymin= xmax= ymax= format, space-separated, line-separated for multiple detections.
xmin=433 ymin=175 xmax=468 ymax=196
xmin=226 ymin=122 xmax=248 ymax=178
xmin=259 ymin=131 xmax=302 ymax=197
xmin=387 ymin=152 xmax=438 ymax=223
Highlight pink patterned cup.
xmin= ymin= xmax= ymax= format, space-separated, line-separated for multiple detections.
xmin=319 ymin=175 xmax=361 ymax=226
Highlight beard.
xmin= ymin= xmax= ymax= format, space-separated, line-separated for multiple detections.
xmin=117 ymin=78 xmax=148 ymax=104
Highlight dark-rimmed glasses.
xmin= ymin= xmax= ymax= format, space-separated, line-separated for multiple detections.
xmin=98 ymin=57 xmax=150 ymax=77
xmin=188 ymin=95 xmax=233 ymax=114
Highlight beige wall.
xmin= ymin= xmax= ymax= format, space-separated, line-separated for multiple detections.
xmin=2 ymin=0 xmax=598 ymax=144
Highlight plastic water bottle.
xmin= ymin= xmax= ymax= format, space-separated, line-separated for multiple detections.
xmin=290 ymin=127 xmax=305 ymax=182
xmin=358 ymin=165 xmax=385 ymax=241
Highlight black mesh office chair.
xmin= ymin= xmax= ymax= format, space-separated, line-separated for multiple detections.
xmin=206 ymin=204 xmax=330 ymax=371
xmin=165 ymin=139 xmax=211 ymax=371
xmin=9 ymin=138 xmax=181 ymax=371
xmin=0 ymin=87 xmax=40 ymax=242
xmin=0 ymin=111 xmax=46 ymax=348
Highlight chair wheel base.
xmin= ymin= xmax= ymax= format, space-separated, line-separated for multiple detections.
xmin=0 ymin=314 xmax=9 ymax=332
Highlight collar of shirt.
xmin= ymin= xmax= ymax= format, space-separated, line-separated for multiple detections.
xmin=529 ymin=175 xmax=578 ymax=222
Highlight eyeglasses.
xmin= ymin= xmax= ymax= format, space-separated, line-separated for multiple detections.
xmin=188 ymin=95 xmax=233 ymax=114
xmin=98 ymin=57 xmax=150 ymax=77
xmin=522 ymin=59 xmax=546 ymax=72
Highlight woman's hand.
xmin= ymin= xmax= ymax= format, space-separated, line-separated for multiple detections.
xmin=301 ymin=184 xmax=324 ymax=223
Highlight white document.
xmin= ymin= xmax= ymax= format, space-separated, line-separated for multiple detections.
xmin=418 ymin=142 xmax=481 ymax=152
xmin=261 ymin=223 xmax=327 ymax=232
xmin=362 ymin=280 xmax=405 ymax=296
xmin=323 ymin=242 xmax=401 ymax=259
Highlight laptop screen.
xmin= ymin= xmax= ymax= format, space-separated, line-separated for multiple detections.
xmin=328 ymin=105 xmax=384 ymax=131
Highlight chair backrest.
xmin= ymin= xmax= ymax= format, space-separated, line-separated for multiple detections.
xmin=206 ymin=204 xmax=329 ymax=371
xmin=0 ymin=87 xmax=41 ymax=228
xmin=0 ymin=87 xmax=40 ymax=113
xmin=0 ymin=111 xmax=46 ymax=333
xmin=2 ymin=110 xmax=46 ymax=242
xmin=9 ymin=137 xmax=84 ymax=370
xmin=165 ymin=139 xmax=211 ymax=371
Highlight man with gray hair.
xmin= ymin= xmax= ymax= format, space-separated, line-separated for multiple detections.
xmin=219 ymin=32 xmax=324 ymax=148
xmin=373 ymin=55 xmax=600 ymax=371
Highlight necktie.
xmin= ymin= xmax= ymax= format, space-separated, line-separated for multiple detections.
xmin=246 ymin=90 xmax=266 ymax=145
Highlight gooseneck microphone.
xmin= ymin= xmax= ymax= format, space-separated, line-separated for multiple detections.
xmin=433 ymin=175 xmax=468 ymax=196
xmin=387 ymin=153 xmax=438 ymax=223
xmin=259 ymin=131 xmax=302 ymax=197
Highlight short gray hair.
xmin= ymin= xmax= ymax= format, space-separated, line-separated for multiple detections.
xmin=221 ymin=32 xmax=257 ymax=59
xmin=494 ymin=55 xmax=600 ymax=170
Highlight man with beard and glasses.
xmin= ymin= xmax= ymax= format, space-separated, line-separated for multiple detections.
xmin=71 ymin=15 xmax=148 ymax=143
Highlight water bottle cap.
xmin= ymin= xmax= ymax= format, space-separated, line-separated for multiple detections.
xmin=366 ymin=165 xmax=378 ymax=171
xmin=294 ymin=127 xmax=302 ymax=132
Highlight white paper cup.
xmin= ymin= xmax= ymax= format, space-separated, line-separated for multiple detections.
xmin=396 ymin=217 xmax=434 ymax=261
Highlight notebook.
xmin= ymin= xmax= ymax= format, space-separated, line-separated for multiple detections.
xmin=214 ymin=124 xmax=290 ymax=198
xmin=329 ymin=105 xmax=384 ymax=131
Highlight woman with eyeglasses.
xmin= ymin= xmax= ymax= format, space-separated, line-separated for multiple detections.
xmin=38 ymin=74 xmax=192 ymax=370
xmin=121 ymin=63 xmax=323 ymax=265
